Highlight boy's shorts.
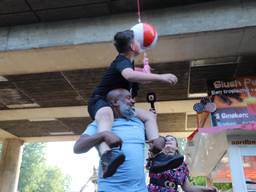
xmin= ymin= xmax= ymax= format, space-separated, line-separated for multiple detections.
xmin=88 ymin=95 xmax=110 ymax=120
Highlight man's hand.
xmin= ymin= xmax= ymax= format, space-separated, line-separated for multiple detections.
xmin=102 ymin=131 xmax=123 ymax=148
xmin=149 ymin=108 xmax=157 ymax=116
xmin=160 ymin=74 xmax=178 ymax=85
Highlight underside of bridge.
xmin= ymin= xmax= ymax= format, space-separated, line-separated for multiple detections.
xmin=0 ymin=0 xmax=256 ymax=142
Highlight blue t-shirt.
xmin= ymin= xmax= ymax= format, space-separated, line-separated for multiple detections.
xmin=84 ymin=117 xmax=147 ymax=192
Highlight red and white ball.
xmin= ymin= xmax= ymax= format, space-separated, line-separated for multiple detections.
xmin=131 ymin=23 xmax=158 ymax=51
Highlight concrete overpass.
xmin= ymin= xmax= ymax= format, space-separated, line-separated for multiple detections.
xmin=0 ymin=0 xmax=256 ymax=191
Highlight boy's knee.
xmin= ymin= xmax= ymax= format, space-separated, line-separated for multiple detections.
xmin=140 ymin=110 xmax=156 ymax=121
xmin=146 ymin=109 xmax=156 ymax=117
xmin=95 ymin=107 xmax=114 ymax=121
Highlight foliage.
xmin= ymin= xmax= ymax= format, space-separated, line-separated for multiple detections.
xmin=18 ymin=143 xmax=71 ymax=192
xmin=190 ymin=176 xmax=232 ymax=190
xmin=190 ymin=176 xmax=207 ymax=186
xmin=38 ymin=166 xmax=72 ymax=192
xmin=214 ymin=183 xmax=232 ymax=190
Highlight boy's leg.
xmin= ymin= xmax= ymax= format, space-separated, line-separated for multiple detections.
xmin=135 ymin=108 xmax=184 ymax=172
xmin=95 ymin=106 xmax=114 ymax=155
xmin=94 ymin=106 xmax=125 ymax=178
xmin=135 ymin=108 xmax=164 ymax=151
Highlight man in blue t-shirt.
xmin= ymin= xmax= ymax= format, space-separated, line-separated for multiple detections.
xmin=74 ymin=88 xmax=148 ymax=192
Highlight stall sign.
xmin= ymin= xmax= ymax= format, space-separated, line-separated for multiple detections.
xmin=207 ymin=76 xmax=256 ymax=127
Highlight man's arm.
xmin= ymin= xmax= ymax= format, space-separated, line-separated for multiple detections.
xmin=73 ymin=133 xmax=104 ymax=154
xmin=73 ymin=131 xmax=123 ymax=154
xmin=121 ymin=68 xmax=177 ymax=85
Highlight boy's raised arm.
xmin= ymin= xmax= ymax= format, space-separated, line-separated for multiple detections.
xmin=121 ymin=68 xmax=178 ymax=85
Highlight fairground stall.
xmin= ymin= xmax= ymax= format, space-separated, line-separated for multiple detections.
xmin=185 ymin=76 xmax=256 ymax=192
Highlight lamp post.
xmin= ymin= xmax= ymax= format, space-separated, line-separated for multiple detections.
xmin=80 ymin=166 xmax=97 ymax=192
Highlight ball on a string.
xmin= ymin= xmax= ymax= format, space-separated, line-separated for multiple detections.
xmin=204 ymin=102 xmax=216 ymax=113
xmin=193 ymin=102 xmax=205 ymax=113
xmin=131 ymin=23 xmax=158 ymax=51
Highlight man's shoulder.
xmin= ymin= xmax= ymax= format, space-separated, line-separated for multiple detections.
xmin=130 ymin=117 xmax=144 ymax=124
xmin=83 ymin=121 xmax=97 ymax=135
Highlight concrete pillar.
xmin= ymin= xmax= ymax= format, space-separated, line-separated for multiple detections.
xmin=0 ymin=139 xmax=24 ymax=192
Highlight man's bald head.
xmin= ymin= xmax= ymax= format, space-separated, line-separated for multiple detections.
xmin=106 ymin=89 xmax=129 ymax=106
xmin=106 ymin=89 xmax=136 ymax=119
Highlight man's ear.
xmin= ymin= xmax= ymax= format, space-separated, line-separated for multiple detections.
xmin=112 ymin=99 xmax=119 ymax=107
xmin=129 ymin=41 xmax=135 ymax=52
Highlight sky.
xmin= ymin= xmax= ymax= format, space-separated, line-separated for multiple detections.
xmin=46 ymin=141 xmax=99 ymax=192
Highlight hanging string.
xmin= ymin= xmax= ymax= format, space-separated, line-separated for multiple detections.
xmin=136 ymin=0 xmax=152 ymax=73
xmin=143 ymin=52 xmax=151 ymax=73
xmin=137 ymin=0 xmax=141 ymax=23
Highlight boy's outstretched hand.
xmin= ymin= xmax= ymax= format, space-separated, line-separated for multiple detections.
xmin=160 ymin=74 xmax=178 ymax=85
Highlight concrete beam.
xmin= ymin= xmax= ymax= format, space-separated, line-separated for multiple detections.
xmin=0 ymin=129 xmax=17 ymax=140
xmin=1 ymin=28 xmax=255 ymax=75
xmin=0 ymin=0 xmax=255 ymax=52
xmin=0 ymin=100 xmax=197 ymax=121
xmin=20 ymin=132 xmax=193 ymax=142
xmin=161 ymin=132 xmax=193 ymax=139
xmin=20 ymin=135 xmax=79 ymax=143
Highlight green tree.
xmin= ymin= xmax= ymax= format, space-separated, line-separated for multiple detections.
xmin=38 ymin=166 xmax=71 ymax=192
xmin=190 ymin=176 xmax=232 ymax=190
xmin=190 ymin=176 xmax=207 ymax=186
xmin=18 ymin=143 xmax=71 ymax=192
xmin=214 ymin=183 xmax=232 ymax=190
xmin=18 ymin=143 xmax=46 ymax=192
